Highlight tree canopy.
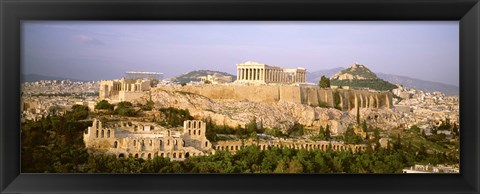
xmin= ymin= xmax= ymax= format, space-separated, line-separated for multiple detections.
xmin=319 ymin=75 xmax=331 ymax=88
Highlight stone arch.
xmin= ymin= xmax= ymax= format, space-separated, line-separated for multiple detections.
xmin=101 ymin=130 xmax=104 ymax=138
xmin=96 ymin=130 xmax=99 ymax=138
xmin=235 ymin=145 xmax=239 ymax=150
xmin=128 ymin=153 xmax=133 ymax=158
xmin=133 ymin=140 xmax=137 ymax=147
xmin=148 ymin=153 xmax=152 ymax=159
xmin=107 ymin=130 xmax=111 ymax=138
xmin=185 ymin=152 xmax=190 ymax=158
xmin=193 ymin=121 xmax=196 ymax=128
xmin=179 ymin=153 xmax=182 ymax=158
xmin=173 ymin=152 xmax=177 ymax=158
xmin=193 ymin=130 xmax=196 ymax=135
xmin=205 ymin=141 xmax=208 ymax=147
xmin=161 ymin=153 xmax=164 ymax=157
xmin=135 ymin=153 xmax=139 ymax=158
xmin=118 ymin=153 xmax=125 ymax=158
xmin=113 ymin=141 xmax=118 ymax=148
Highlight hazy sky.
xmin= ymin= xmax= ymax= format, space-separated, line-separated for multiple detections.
xmin=22 ymin=21 xmax=459 ymax=86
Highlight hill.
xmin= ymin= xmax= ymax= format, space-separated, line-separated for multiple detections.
xmin=308 ymin=66 xmax=459 ymax=96
xmin=330 ymin=63 xmax=397 ymax=91
xmin=172 ymin=70 xmax=236 ymax=84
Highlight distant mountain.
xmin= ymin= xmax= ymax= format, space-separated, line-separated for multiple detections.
xmin=329 ymin=63 xmax=397 ymax=91
xmin=172 ymin=70 xmax=236 ymax=83
xmin=376 ymin=73 xmax=459 ymax=96
xmin=22 ymin=74 xmax=87 ymax=83
xmin=306 ymin=67 xmax=344 ymax=83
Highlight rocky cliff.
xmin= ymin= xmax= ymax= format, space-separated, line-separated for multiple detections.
xmin=153 ymin=85 xmax=393 ymax=111
xmin=133 ymin=87 xmax=402 ymax=134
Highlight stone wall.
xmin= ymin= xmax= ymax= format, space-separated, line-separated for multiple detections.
xmin=154 ymin=85 xmax=392 ymax=110
xmin=213 ymin=139 xmax=370 ymax=154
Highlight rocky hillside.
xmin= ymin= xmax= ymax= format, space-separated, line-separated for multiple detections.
xmin=172 ymin=70 xmax=236 ymax=84
xmin=330 ymin=63 xmax=397 ymax=91
xmin=134 ymin=89 xmax=403 ymax=134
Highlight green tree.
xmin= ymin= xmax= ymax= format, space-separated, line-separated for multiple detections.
xmin=95 ymin=100 xmax=114 ymax=110
xmin=344 ymin=125 xmax=362 ymax=144
xmin=115 ymin=101 xmax=137 ymax=116
xmin=333 ymin=91 xmax=341 ymax=110
xmin=356 ymin=106 xmax=361 ymax=125
xmin=287 ymin=123 xmax=304 ymax=137
xmin=66 ymin=104 xmax=89 ymax=121
xmin=141 ymin=100 xmax=155 ymax=111
xmin=325 ymin=124 xmax=331 ymax=139
xmin=362 ymin=120 xmax=368 ymax=132
xmin=410 ymin=125 xmax=421 ymax=133
xmin=318 ymin=75 xmax=331 ymax=88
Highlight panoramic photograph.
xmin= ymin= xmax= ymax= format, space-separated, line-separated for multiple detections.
xmin=21 ymin=21 xmax=459 ymax=173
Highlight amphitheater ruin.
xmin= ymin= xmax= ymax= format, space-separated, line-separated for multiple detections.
xmin=84 ymin=119 xmax=215 ymax=161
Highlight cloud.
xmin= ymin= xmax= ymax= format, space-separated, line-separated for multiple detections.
xmin=71 ymin=35 xmax=104 ymax=45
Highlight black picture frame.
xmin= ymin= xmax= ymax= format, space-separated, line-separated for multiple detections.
xmin=1 ymin=0 xmax=479 ymax=193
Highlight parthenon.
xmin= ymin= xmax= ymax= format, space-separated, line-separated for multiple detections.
xmin=236 ymin=61 xmax=306 ymax=84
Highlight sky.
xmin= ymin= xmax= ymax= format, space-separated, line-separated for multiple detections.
xmin=22 ymin=21 xmax=459 ymax=86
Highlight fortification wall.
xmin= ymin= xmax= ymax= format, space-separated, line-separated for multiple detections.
xmin=154 ymin=85 xmax=392 ymax=110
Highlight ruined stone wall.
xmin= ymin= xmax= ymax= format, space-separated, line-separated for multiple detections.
xmin=84 ymin=119 xmax=215 ymax=161
xmin=212 ymin=139 xmax=369 ymax=153
xmin=155 ymin=85 xmax=392 ymax=110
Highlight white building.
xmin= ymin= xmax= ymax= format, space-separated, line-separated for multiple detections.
xmin=235 ymin=61 xmax=306 ymax=84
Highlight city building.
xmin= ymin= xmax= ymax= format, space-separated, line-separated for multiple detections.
xmin=402 ymin=164 xmax=459 ymax=173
